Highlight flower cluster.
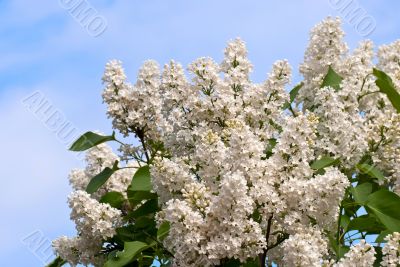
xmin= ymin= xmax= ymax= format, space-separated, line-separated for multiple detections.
xmin=280 ymin=227 xmax=328 ymax=266
xmin=53 ymin=190 xmax=122 ymax=266
xmin=323 ymin=240 xmax=376 ymax=267
xmin=53 ymin=144 xmax=133 ymax=266
xmin=382 ymin=232 xmax=400 ymax=266
xmin=52 ymin=17 xmax=400 ymax=267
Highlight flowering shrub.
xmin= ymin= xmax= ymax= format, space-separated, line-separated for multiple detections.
xmin=49 ymin=17 xmax=400 ymax=267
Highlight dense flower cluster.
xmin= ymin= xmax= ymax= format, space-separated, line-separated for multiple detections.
xmin=52 ymin=17 xmax=400 ymax=267
xmin=382 ymin=233 xmax=400 ymax=266
xmin=53 ymin=190 xmax=122 ymax=266
xmin=332 ymin=240 xmax=376 ymax=267
xmin=53 ymin=144 xmax=134 ymax=266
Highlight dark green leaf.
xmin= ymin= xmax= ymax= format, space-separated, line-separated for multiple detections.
xmin=127 ymin=190 xmax=158 ymax=206
xmin=340 ymin=214 xmax=350 ymax=232
xmin=375 ymin=230 xmax=392 ymax=243
xmin=107 ymin=250 xmax=119 ymax=260
xmin=289 ymin=82 xmax=303 ymax=103
xmin=251 ymin=209 xmax=262 ymax=223
xmin=267 ymin=138 xmax=277 ymax=147
xmin=357 ymin=163 xmax=385 ymax=181
xmin=104 ymin=241 xmax=149 ymax=267
xmin=138 ymin=256 xmax=154 ymax=266
xmin=134 ymin=216 xmax=155 ymax=229
xmin=46 ymin=256 xmax=66 ymax=267
xmin=343 ymin=199 xmax=359 ymax=218
xmin=243 ymin=259 xmax=259 ymax=267
xmin=86 ymin=161 xmax=118 ymax=194
xmin=347 ymin=215 xmax=385 ymax=233
xmin=116 ymin=225 xmax=136 ymax=242
xmin=326 ymin=231 xmax=350 ymax=262
xmin=222 ymin=259 xmax=241 ymax=267
xmin=130 ymin=166 xmax=152 ymax=192
xmin=282 ymin=82 xmax=303 ymax=109
xmin=351 ymin=182 xmax=373 ymax=204
xmin=366 ymin=189 xmax=400 ymax=232
xmin=327 ymin=233 xmax=338 ymax=255
xmin=310 ymin=156 xmax=338 ymax=170
xmin=157 ymin=221 xmax=170 ymax=241
xmin=321 ymin=66 xmax=343 ymax=91
xmin=128 ymin=199 xmax=158 ymax=219
xmin=337 ymin=245 xmax=350 ymax=260
xmin=264 ymin=138 xmax=277 ymax=159
xmin=307 ymin=215 xmax=318 ymax=226
xmin=70 ymin=131 xmax=115 ymax=151
xmin=373 ymin=68 xmax=400 ymax=113
xmin=100 ymin=191 xmax=125 ymax=209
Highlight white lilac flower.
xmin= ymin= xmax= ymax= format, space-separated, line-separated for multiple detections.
xmin=281 ymin=227 xmax=328 ymax=266
xmin=55 ymin=17 xmax=400 ymax=266
xmin=68 ymin=190 xmax=122 ymax=239
xmin=334 ymin=240 xmax=376 ymax=267
xmin=382 ymin=232 xmax=400 ymax=267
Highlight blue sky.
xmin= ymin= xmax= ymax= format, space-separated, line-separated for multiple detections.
xmin=1 ymin=1 xmax=399 ymax=266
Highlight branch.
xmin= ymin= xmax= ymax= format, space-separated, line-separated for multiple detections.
xmin=259 ymin=214 xmax=273 ymax=267
xmin=136 ymin=128 xmax=150 ymax=163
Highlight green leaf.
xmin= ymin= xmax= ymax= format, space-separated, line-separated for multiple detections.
xmin=86 ymin=161 xmax=118 ymax=194
xmin=100 ymin=191 xmax=125 ymax=209
xmin=116 ymin=225 xmax=136 ymax=242
xmin=351 ymin=182 xmax=373 ymax=204
xmin=307 ymin=215 xmax=318 ymax=226
xmin=70 ymin=131 xmax=115 ymax=151
xmin=375 ymin=230 xmax=392 ymax=243
xmin=46 ymin=256 xmax=66 ymax=267
xmin=343 ymin=198 xmax=359 ymax=218
xmin=128 ymin=199 xmax=158 ymax=219
xmin=104 ymin=241 xmax=149 ymax=267
xmin=282 ymin=82 xmax=303 ymax=109
xmin=130 ymin=166 xmax=152 ymax=192
xmin=134 ymin=216 xmax=155 ymax=229
xmin=327 ymin=232 xmax=350 ymax=260
xmin=366 ymin=189 xmax=400 ymax=232
xmin=373 ymin=68 xmax=400 ymax=113
xmin=127 ymin=190 xmax=158 ymax=206
xmin=264 ymin=138 xmax=277 ymax=159
xmin=346 ymin=215 xmax=385 ymax=233
xmin=310 ymin=156 xmax=338 ymax=170
xmin=327 ymin=232 xmax=338 ymax=255
xmin=251 ymin=209 xmax=262 ymax=223
xmin=243 ymin=259 xmax=259 ymax=267
xmin=329 ymin=231 xmax=350 ymax=261
xmin=157 ymin=221 xmax=170 ymax=241
xmin=289 ymin=82 xmax=303 ymax=103
xmin=337 ymin=246 xmax=350 ymax=260
xmin=340 ymin=214 xmax=350 ymax=232
xmin=222 ymin=259 xmax=241 ymax=267
xmin=357 ymin=163 xmax=385 ymax=181
xmin=321 ymin=66 xmax=343 ymax=91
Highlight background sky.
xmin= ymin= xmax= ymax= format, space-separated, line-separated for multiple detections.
xmin=1 ymin=1 xmax=399 ymax=266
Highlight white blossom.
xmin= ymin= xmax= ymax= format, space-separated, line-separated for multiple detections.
xmin=54 ymin=17 xmax=400 ymax=267
xmin=333 ymin=240 xmax=376 ymax=267
xmin=382 ymin=232 xmax=400 ymax=267
xmin=280 ymin=227 xmax=328 ymax=267
xmin=68 ymin=190 xmax=122 ymax=239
